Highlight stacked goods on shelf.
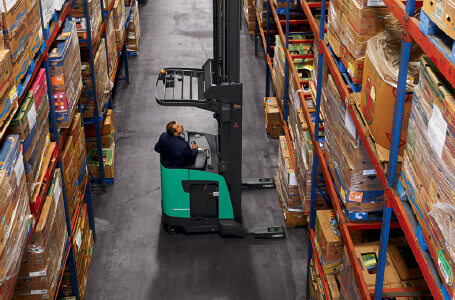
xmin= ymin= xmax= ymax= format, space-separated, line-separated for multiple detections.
xmin=309 ymin=258 xmax=342 ymax=300
xmin=0 ymin=134 xmax=33 ymax=299
xmin=72 ymin=0 xmax=103 ymax=42
xmin=256 ymin=0 xmax=269 ymax=27
xmin=276 ymin=135 xmax=307 ymax=227
xmin=48 ymin=20 xmax=83 ymax=129
xmin=263 ymin=97 xmax=282 ymax=137
xmin=243 ymin=0 xmax=255 ymax=32
xmin=1 ymin=0 xmax=31 ymax=85
xmin=312 ymin=38 xmax=328 ymax=89
xmin=126 ymin=1 xmax=140 ymax=52
xmin=339 ymin=238 xmax=425 ymax=299
xmin=13 ymin=171 xmax=67 ymax=300
xmin=422 ymin=0 xmax=455 ymax=39
xmin=113 ymin=0 xmax=127 ymax=49
xmin=7 ymin=73 xmax=50 ymax=200
xmin=326 ymin=0 xmax=398 ymax=85
xmin=360 ymin=29 xmax=423 ymax=156
xmin=400 ymin=55 xmax=455 ymax=295
xmin=80 ymin=38 xmax=110 ymax=119
xmin=86 ymin=109 xmax=115 ymax=179
xmin=323 ymin=73 xmax=386 ymax=219
xmin=105 ymin=11 xmax=117 ymax=71
xmin=0 ymin=49 xmax=16 ymax=128
xmin=27 ymin=0 xmax=44 ymax=60
xmin=59 ymin=203 xmax=94 ymax=299
xmin=63 ymin=113 xmax=88 ymax=219
xmin=272 ymin=35 xmax=313 ymax=100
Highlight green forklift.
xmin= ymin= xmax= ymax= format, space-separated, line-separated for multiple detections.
xmin=155 ymin=0 xmax=285 ymax=239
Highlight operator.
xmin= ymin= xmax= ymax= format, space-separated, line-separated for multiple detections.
xmin=155 ymin=121 xmax=199 ymax=168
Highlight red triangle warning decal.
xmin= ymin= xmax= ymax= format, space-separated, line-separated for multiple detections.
xmin=385 ymin=132 xmax=406 ymax=148
xmin=234 ymin=123 xmax=239 ymax=128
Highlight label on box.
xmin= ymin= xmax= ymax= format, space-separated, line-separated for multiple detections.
xmin=428 ymin=105 xmax=447 ymax=159
xmin=29 ymin=271 xmax=46 ymax=277
xmin=10 ymin=86 xmax=17 ymax=102
xmin=31 ymin=290 xmax=47 ymax=295
xmin=54 ymin=178 xmax=61 ymax=204
xmin=367 ymin=0 xmax=385 ymax=6
xmin=14 ymin=153 xmax=24 ymax=187
xmin=39 ymin=28 xmax=43 ymax=39
xmin=363 ymin=169 xmax=376 ymax=176
xmin=27 ymin=104 xmax=37 ymax=131
xmin=76 ymin=229 xmax=82 ymax=252
xmin=438 ymin=250 xmax=453 ymax=284
xmin=435 ymin=0 xmax=444 ymax=19
xmin=349 ymin=191 xmax=363 ymax=202
xmin=345 ymin=109 xmax=356 ymax=138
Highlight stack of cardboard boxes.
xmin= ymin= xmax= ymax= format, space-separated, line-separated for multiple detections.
xmin=86 ymin=109 xmax=115 ymax=179
xmin=0 ymin=49 xmax=16 ymax=129
xmin=400 ymin=55 xmax=455 ymax=296
xmin=80 ymin=38 xmax=110 ymax=119
xmin=326 ymin=0 xmax=398 ymax=85
xmin=243 ymin=0 xmax=255 ymax=32
xmin=59 ymin=203 xmax=94 ymax=299
xmin=7 ymin=71 xmax=50 ymax=202
xmin=322 ymin=74 xmax=385 ymax=218
xmin=13 ymin=171 xmax=67 ymax=300
xmin=422 ymin=0 xmax=455 ymax=40
xmin=113 ymin=0 xmax=127 ymax=50
xmin=105 ymin=11 xmax=118 ymax=72
xmin=72 ymin=0 xmax=103 ymax=42
xmin=126 ymin=0 xmax=140 ymax=52
xmin=49 ymin=20 xmax=83 ymax=129
xmin=0 ymin=134 xmax=32 ymax=299
xmin=263 ymin=97 xmax=282 ymax=137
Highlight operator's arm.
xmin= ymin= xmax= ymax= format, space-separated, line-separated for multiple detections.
xmin=183 ymin=143 xmax=197 ymax=160
xmin=154 ymin=133 xmax=165 ymax=153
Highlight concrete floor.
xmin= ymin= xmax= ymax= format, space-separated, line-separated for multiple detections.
xmin=84 ymin=0 xmax=309 ymax=299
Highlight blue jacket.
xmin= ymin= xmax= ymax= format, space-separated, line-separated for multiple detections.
xmin=154 ymin=132 xmax=197 ymax=167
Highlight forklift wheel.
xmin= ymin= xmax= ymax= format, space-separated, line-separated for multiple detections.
xmin=163 ymin=223 xmax=179 ymax=234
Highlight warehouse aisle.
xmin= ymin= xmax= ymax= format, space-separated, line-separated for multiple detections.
xmin=84 ymin=1 xmax=309 ymax=299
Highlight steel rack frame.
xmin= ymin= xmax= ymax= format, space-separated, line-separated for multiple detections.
xmin=255 ymin=0 xmax=450 ymax=299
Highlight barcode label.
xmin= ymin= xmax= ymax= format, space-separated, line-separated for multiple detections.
xmin=29 ymin=271 xmax=46 ymax=277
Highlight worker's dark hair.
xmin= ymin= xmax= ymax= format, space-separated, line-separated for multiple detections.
xmin=166 ymin=121 xmax=177 ymax=136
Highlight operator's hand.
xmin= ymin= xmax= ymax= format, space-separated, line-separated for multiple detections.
xmin=191 ymin=142 xmax=198 ymax=149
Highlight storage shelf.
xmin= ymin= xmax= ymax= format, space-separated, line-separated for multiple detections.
xmin=257 ymin=0 xmax=449 ymax=298
xmin=53 ymin=238 xmax=71 ymax=300
xmin=71 ymin=177 xmax=89 ymax=235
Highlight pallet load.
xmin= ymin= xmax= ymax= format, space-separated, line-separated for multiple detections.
xmin=422 ymin=0 xmax=455 ymax=40
xmin=400 ymin=55 xmax=455 ymax=295
xmin=80 ymin=38 xmax=110 ymax=119
xmin=256 ymin=0 xmax=268 ymax=27
xmin=13 ymin=171 xmax=67 ymax=300
xmin=323 ymin=73 xmax=387 ymax=220
xmin=263 ymin=97 xmax=282 ymax=137
xmin=126 ymin=0 xmax=140 ymax=53
xmin=48 ymin=20 xmax=83 ymax=129
xmin=7 ymin=78 xmax=50 ymax=200
xmin=58 ymin=203 xmax=94 ymax=299
xmin=1 ymin=0 xmax=31 ymax=85
xmin=72 ymin=0 xmax=103 ymax=42
xmin=27 ymin=0 xmax=44 ymax=60
xmin=243 ymin=0 xmax=255 ymax=33
xmin=113 ymin=0 xmax=127 ymax=49
xmin=0 ymin=134 xmax=32 ymax=299
xmin=0 ymin=49 xmax=16 ymax=128
xmin=360 ymin=29 xmax=423 ymax=155
xmin=105 ymin=11 xmax=117 ymax=71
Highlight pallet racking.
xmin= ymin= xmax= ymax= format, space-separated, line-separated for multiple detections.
xmin=255 ymin=0 xmax=454 ymax=298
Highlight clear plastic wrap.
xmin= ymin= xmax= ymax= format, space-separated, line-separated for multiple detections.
xmin=402 ymin=84 xmax=455 ymax=288
xmin=365 ymin=29 xmax=423 ymax=90
xmin=127 ymin=1 xmax=140 ymax=52
xmin=105 ymin=11 xmax=117 ymax=68
xmin=327 ymin=2 xmax=342 ymax=36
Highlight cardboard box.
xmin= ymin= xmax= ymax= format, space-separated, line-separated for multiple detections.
xmin=419 ymin=55 xmax=455 ymax=134
xmin=27 ymin=21 xmax=42 ymax=59
xmin=315 ymin=210 xmax=344 ymax=262
xmin=1 ymin=0 xmax=27 ymax=36
xmin=0 ymin=49 xmax=12 ymax=91
xmin=339 ymin=15 xmax=374 ymax=59
xmin=86 ymin=133 xmax=113 ymax=149
xmin=314 ymin=236 xmax=343 ymax=274
xmin=423 ymin=0 xmax=455 ymax=40
xmin=3 ymin=20 xmax=28 ymax=63
xmin=87 ymin=143 xmax=114 ymax=178
xmin=11 ymin=42 xmax=30 ymax=84
xmin=354 ymin=242 xmax=402 ymax=286
xmin=7 ymin=92 xmax=36 ymax=140
xmin=361 ymin=55 xmax=413 ymax=155
xmin=30 ymin=69 xmax=47 ymax=110
xmin=388 ymin=244 xmax=423 ymax=281
xmin=327 ymin=25 xmax=342 ymax=58
xmin=343 ymin=2 xmax=397 ymax=35
xmin=340 ymin=44 xmax=364 ymax=84
xmin=0 ymin=76 xmax=15 ymax=127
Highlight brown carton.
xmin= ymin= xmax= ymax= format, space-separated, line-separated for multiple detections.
xmin=315 ymin=210 xmax=344 ymax=262
xmin=340 ymin=44 xmax=364 ymax=84
xmin=388 ymin=244 xmax=423 ymax=281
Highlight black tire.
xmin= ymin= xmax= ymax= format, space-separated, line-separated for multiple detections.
xmin=163 ymin=223 xmax=179 ymax=234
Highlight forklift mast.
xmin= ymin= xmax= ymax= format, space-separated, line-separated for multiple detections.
xmin=156 ymin=0 xmax=244 ymax=222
